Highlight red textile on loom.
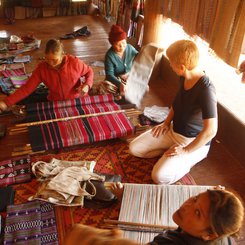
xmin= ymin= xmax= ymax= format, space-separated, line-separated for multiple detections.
xmin=26 ymin=94 xmax=115 ymax=112
xmin=26 ymin=95 xmax=135 ymax=152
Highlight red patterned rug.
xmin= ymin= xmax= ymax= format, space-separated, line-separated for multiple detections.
xmin=12 ymin=139 xmax=196 ymax=244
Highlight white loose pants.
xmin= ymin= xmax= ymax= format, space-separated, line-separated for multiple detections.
xmin=129 ymin=125 xmax=210 ymax=184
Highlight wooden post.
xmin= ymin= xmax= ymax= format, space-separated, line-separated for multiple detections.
xmin=143 ymin=0 xmax=163 ymax=46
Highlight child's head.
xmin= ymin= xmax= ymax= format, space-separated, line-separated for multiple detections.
xmin=45 ymin=39 xmax=64 ymax=68
xmin=166 ymin=39 xmax=199 ymax=70
xmin=173 ymin=189 xmax=244 ymax=241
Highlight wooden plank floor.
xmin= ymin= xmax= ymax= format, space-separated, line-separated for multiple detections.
xmin=0 ymin=15 xmax=244 ymax=244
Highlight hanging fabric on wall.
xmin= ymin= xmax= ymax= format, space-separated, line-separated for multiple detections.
xmin=117 ymin=0 xmax=144 ymax=39
xmin=117 ymin=0 xmax=132 ymax=34
xmin=131 ymin=0 xmax=144 ymax=22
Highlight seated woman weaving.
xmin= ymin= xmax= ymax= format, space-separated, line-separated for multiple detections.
xmin=64 ymin=184 xmax=244 ymax=245
xmin=0 ymin=39 xmax=94 ymax=113
xmin=99 ymin=25 xmax=138 ymax=97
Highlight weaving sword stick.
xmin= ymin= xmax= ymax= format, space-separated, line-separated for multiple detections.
xmin=14 ymin=109 xmax=126 ymax=127
xmin=119 ymin=183 xmax=213 ymax=244
xmin=9 ymin=108 xmax=136 ymax=130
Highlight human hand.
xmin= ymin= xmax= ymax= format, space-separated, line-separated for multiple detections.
xmin=119 ymin=83 xmax=125 ymax=96
xmin=151 ymin=123 xmax=169 ymax=138
xmin=0 ymin=101 xmax=8 ymax=113
xmin=236 ymin=60 xmax=245 ymax=83
xmin=119 ymin=73 xmax=128 ymax=82
xmin=110 ymin=182 xmax=124 ymax=200
xmin=164 ymin=144 xmax=186 ymax=157
xmin=76 ymin=84 xmax=89 ymax=96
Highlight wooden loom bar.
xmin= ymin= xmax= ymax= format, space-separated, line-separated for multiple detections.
xmin=12 ymin=149 xmax=45 ymax=157
xmin=13 ymin=144 xmax=31 ymax=152
xmin=9 ymin=127 xmax=28 ymax=132
xmin=104 ymin=219 xmax=177 ymax=230
xmin=9 ymin=129 xmax=28 ymax=135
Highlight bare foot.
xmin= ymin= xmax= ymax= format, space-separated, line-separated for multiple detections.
xmin=110 ymin=182 xmax=124 ymax=200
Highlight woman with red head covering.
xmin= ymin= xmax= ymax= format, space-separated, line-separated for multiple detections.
xmin=100 ymin=25 xmax=138 ymax=97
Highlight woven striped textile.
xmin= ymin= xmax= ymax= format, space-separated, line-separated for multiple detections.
xmin=25 ymin=94 xmax=135 ymax=152
xmin=4 ymin=200 xmax=59 ymax=245
xmin=1 ymin=68 xmax=25 ymax=78
xmin=0 ymin=77 xmax=14 ymax=94
xmin=0 ymin=156 xmax=31 ymax=187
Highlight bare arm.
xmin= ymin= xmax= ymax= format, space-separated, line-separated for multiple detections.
xmin=184 ymin=117 xmax=218 ymax=153
xmin=165 ymin=117 xmax=218 ymax=156
xmin=0 ymin=101 xmax=8 ymax=113
xmin=2 ymin=67 xmax=43 ymax=108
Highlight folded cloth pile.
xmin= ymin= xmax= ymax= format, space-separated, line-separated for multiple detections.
xmin=0 ymin=63 xmax=30 ymax=94
xmin=138 ymin=114 xmax=159 ymax=126
xmin=143 ymin=105 xmax=170 ymax=123
xmin=29 ymin=158 xmax=104 ymax=206
xmin=13 ymin=55 xmax=31 ymax=63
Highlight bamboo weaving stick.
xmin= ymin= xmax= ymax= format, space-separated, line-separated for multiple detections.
xmin=15 ymin=109 xmax=127 ymax=127
xmin=104 ymin=219 xmax=177 ymax=230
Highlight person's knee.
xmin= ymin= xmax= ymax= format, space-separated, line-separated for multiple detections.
xmin=129 ymin=142 xmax=163 ymax=158
xmin=128 ymin=142 xmax=144 ymax=157
xmin=128 ymin=142 xmax=135 ymax=155
xmin=151 ymin=169 xmax=174 ymax=185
